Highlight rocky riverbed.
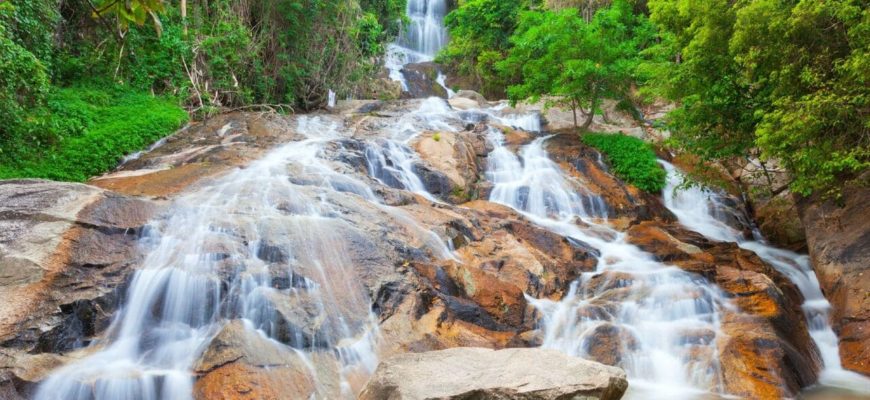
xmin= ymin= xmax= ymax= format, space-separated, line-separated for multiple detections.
xmin=0 ymin=96 xmax=867 ymax=399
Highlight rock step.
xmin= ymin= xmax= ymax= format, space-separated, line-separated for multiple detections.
xmin=358 ymin=347 xmax=628 ymax=400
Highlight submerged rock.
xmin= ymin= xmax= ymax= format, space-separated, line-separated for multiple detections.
xmin=358 ymin=347 xmax=628 ymax=400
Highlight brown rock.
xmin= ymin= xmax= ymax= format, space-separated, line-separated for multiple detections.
xmin=626 ymin=220 xmax=822 ymax=396
xmin=798 ymin=175 xmax=870 ymax=376
xmin=193 ymin=320 xmax=340 ymax=399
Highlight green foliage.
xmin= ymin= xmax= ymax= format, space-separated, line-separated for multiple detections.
xmin=645 ymin=0 xmax=869 ymax=196
xmin=437 ymin=0 xmax=534 ymax=97
xmin=499 ymin=0 xmax=653 ymax=128
xmin=0 ymin=1 xmax=52 ymax=150
xmin=0 ymin=83 xmax=187 ymax=182
xmin=581 ymin=133 xmax=666 ymax=192
xmin=0 ymin=0 xmax=59 ymax=69
xmin=359 ymin=0 xmax=406 ymax=38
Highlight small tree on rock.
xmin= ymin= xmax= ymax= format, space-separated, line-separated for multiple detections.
xmin=499 ymin=0 xmax=651 ymax=130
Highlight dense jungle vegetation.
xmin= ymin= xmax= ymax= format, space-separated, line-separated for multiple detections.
xmin=0 ymin=0 xmax=404 ymax=180
xmin=440 ymin=0 xmax=869 ymax=197
xmin=1 ymin=0 xmax=867 ymax=197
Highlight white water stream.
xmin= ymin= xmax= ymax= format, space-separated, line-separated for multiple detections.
xmin=34 ymin=115 xmax=455 ymax=400
xmin=660 ymin=161 xmax=870 ymax=395
xmin=485 ymin=130 xmax=735 ymax=399
xmin=385 ymin=0 xmax=452 ymax=95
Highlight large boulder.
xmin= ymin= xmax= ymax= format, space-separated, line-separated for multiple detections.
xmin=798 ymin=175 xmax=870 ymax=376
xmin=400 ymin=62 xmax=448 ymax=99
xmin=411 ymin=130 xmax=487 ymax=203
xmin=358 ymin=347 xmax=628 ymax=400
xmin=0 ymin=180 xmax=158 ymax=397
xmin=193 ymin=320 xmax=343 ymax=399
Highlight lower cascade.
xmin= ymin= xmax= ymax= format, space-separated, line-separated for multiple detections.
xmin=11 ymin=97 xmax=868 ymax=400
xmin=486 ymin=131 xmax=731 ymax=397
xmin=659 ymin=161 xmax=870 ymax=393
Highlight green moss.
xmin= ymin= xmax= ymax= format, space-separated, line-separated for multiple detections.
xmin=581 ymin=133 xmax=666 ymax=193
xmin=0 ymin=83 xmax=187 ymax=182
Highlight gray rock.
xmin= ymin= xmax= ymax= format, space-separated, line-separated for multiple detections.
xmin=455 ymin=90 xmax=488 ymax=105
xmin=358 ymin=347 xmax=629 ymax=400
xmin=401 ymin=62 xmax=448 ymax=99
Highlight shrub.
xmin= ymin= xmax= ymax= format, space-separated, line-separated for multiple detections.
xmin=581 ymin=133 xmax=666 ymax=193
xmin=0 ymin=83 xmax=188 ymax=182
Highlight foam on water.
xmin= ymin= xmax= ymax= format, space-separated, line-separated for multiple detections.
xmin=35 ymin=116 xmax=455 ymax=400
xmin=485 ymin=130 xmax=735 ymax=399
xmin=660 ymin=160 xmax=870 ymax=395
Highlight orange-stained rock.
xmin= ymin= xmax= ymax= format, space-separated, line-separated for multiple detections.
xmin=544 ymin=134 xmax=675 ymax=223
xmin=195 ymin=362 xmax=316 ymax=400
xmin=626 ymin=220 xmax=821 ymax=396
xmin=798 ymin=176 xmax=870 ymax=376
xmin=718 ymin=312 xmax=818 ymax=398
xmin=581 ymin=323 xmax=639 ymax=367
xmin=411 ymin=130 xmax=486 ymax=203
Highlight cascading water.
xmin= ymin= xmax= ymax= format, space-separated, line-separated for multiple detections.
xmin=364 ymin=98 xmax=455 ymax=202
xmin=35 ymin=116 xmax=455 ymax=400
xmin=385 ymin=0 xmax=451 ymax=94
xmin=485 ymin=129 xmax=736 ymax=399
xmin=660 ymin=160 xmax=870 ymax=394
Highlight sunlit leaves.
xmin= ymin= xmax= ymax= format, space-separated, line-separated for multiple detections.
xmin=93 ymin=0 xmax=166 ymax=36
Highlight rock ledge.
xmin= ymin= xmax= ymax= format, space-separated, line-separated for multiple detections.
xmin=358 ymin=347 xmax=628 ymax=400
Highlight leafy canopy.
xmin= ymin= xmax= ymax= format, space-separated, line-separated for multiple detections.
xmin=437 ymin=0 xmax=535 ymax=98
xmin=645 ymin=0 xmax=870 ymax=196
xmin=499 ymin=0 xmax=653 ymax=128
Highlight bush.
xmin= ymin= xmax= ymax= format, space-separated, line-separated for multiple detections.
xmin=581 ymin=133 xmax=666 ymax=193
xmin=0 ymin=83 xmax=188 ymax=182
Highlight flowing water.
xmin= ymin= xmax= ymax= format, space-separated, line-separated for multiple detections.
xmin=34 ymin=114 xmax=455 ymax=400
xmin=484 ymin=129 xmax=736 ymax=399
xmin=33 ymin=78 xmax=869 ymax=399
xmin=660 ymin=161 xmax=870 ymax=396
xmin=385 ymin=0 xmax=450 ymax=93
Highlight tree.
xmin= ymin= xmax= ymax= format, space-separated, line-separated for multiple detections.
xmin=645 ymin=0 xmax=870 ymax=196
xmin=499 ymin=0 xmax=652 ymax=129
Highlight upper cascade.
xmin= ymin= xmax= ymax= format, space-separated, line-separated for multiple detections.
xmin=386 ymin=0 xmax=451 ymax=94
xmin=400 ymin=0 xmax=449 ymax=60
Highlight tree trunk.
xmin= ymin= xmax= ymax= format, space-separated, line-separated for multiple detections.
xmin=581 ymin=108 xmax=595 ymax=130
xmin=181 ymin=0 xmax=188 ymax=35
xmin=571 ymin=97 xmax=578 ymax=128
xmin=581 ymin=85 xmax=598 ymax=131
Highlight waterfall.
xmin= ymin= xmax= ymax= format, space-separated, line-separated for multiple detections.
xmin=485 ymin=130 xmax=735 ymax=398
xmin=34 ymin=116 xmax=454 ymax=400
xmin=386 ymin=0 xmax=450 ymax=92
xmin=659 ymin=160 xmax=870 ymax=394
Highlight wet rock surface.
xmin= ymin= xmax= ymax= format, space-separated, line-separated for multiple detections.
xmin=0 ymin=101 xmax=847 ymax=399
xmin=358 ymin=347 xmax=629 ymax=400
xmin=798 ymin=176 xmax=870 ymax=376
xmin=400 ymin=62 xmax=448 ymax=100
xmin=625 ymin=221 xmax=821 ymax=397
xmin=0 ymin=180 xmax=157 ymax=397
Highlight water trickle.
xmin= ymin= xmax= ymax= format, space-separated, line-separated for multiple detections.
xmin=35 ymin=116 xmax=453 ymax=400
xmin=660 ymin=160 xmax=870 ymax=394
xmin=485 ymin=130 xmax=734 ymax=398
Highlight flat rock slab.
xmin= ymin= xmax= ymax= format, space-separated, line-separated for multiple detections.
xmin=358 ymin=347 xmax=628 ymax=400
